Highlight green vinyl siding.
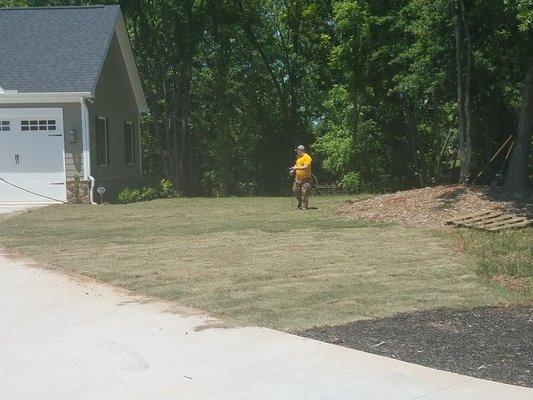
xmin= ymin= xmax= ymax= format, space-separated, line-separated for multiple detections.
xmin=88 ymin=32 xmax=141 ymax=192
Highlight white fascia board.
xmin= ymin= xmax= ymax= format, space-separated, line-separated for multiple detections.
xmin=114 ymin=11 xmax=149 ymax=113
xmin=0 ymin=91 xmax=93 ymax=104
xmin=0 ymin=107 xmax=63 ymax=119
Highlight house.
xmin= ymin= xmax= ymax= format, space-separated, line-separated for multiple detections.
xmin=0 ymin=5 xmax=148 ymax=204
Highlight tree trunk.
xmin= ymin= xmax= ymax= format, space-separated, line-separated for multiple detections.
xmin=169 ymin=84 xmax=189 ymax=192
xmin=459 ymin=0 xmax=473 ymax=183
xmin=503 ymin=61 xmax=533 ymax=197
xmin=455 ymin=0 xmax=472 ymax=183
xmin=434 ymin=126 xmax=455 ymax=183
xmin=401 ymin=96 xmax=426 ymax=187
xmin=454 ymin=1 xmax=466 ymax=179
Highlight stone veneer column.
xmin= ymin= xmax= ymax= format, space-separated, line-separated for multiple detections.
xmin=66 ymin=180 xmax=91 ymax=204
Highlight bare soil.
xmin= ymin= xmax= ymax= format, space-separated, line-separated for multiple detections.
xmin=299 ymin=306 xmax=533 ymax=388
xmin=342 ymin=184 xmax=530 ymax=229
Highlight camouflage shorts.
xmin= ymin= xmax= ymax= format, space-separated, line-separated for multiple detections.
xmin=293 ymin=178 xmax=311 ymax=208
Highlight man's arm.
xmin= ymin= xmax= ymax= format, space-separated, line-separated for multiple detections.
xmin=291 ymin=164 xmax=310 ymax=171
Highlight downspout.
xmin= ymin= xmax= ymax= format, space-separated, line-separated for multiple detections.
xmin=80 ymin=97 xmax=96 ymax=204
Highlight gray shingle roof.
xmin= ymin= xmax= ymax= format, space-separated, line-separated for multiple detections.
xmin=0 ymin=5 xmax=120 ymax=93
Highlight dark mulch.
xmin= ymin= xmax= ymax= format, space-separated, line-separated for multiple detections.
xmin=298 ymin=307 xmax=533 ymax=388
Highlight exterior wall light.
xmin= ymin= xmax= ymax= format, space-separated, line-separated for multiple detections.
xmin=69 ymin=129 xmax=77 ymax=143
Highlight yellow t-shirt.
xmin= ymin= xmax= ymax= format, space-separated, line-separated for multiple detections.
xmin=295 ymin=153 xmax=312 ymax=179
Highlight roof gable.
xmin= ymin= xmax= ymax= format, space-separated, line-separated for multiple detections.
xmin=0 ymin=6 xmax=118 ymax=93
xmin=0 ymin=5 xmax=147 ymax=111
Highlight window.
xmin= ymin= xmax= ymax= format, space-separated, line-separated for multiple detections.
xmin=0 ymin=121 xmax=9 ymax=131
xmin=124 ymin=121 xmax=135 ymax=165
xmin=95 ymin=116 xmax=109 ymax=166
xmin=21 ymin=120 xmax=56 ymax=131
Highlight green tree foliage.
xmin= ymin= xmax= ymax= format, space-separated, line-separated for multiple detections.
xmin=4 ymin=0 xmax=532 ymax=195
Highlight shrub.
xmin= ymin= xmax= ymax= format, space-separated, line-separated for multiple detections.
xmin=158 ymin=179 xmax=176 ymax=198
xmin=115 ymin=179 xmax=178 ymax=204
xmin=116 ymin=188 xmax=145 ymax=204
xmin=201 ymin=170 xmax=225 ymax=197
xmin=237 ymin=182 xmax=256 ymax=196
xmin=339 ymin=171 xmax=361 ymax=192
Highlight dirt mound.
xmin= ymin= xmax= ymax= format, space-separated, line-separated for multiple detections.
xmin=342 ymin=185 xmax=527 ymax=229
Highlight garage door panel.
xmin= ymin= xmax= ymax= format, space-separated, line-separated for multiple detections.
xmin=0 ymin=138 xmax=64 ymax=173
xmin=0 ymin=179 xmax=66 ymax=203
xmin=0 ymin=108 xmax=66 ymax=203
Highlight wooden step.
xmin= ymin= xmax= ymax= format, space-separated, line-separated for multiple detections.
xmin=446 ymin=210 xmax=494 ymax=225
xmin=487 ymin=220 xmax=532 ymax=231
xmin=448 ymin=211 xmax=502 ymax=226
xmin=481 ymin=216 xmax=526 ymax=229
xmin=474 ymin=214 xmax=515 ymax=227
xmin=446 ymin=210 xmax=531 ymax=232
xmin=463 ymin=214 xmax=514 ymax=228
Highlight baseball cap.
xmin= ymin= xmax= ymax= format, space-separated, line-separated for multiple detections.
xmin=295 ymin=145 xmax=306 ymax=151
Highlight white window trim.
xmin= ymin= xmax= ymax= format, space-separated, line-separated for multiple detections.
xmin=20 ymin=119 xmax=58 ymax=132
xmin=0 ymin=108 xmax=64 ymax=135
xmin=96 ymin=116 xmax=109 ymax=167
xmin=124 ymin=121 xmax=135 ymax=165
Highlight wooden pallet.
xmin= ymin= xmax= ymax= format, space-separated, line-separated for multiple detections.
xmin=446 ymin=210 xmax=532 ymax=231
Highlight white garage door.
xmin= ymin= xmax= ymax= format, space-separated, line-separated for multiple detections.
xmin=0 ymin=108 xmax=66 ymax=203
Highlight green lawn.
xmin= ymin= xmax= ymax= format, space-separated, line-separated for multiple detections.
xmin=0 ymin=196 xmax=528 ymax=331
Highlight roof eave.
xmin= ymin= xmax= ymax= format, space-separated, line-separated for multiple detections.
xmin=0 ymin=91 xmax=93 ymax=104
xmin=114 ymin=11 xmax=148 ymax=113
xmin=93 ymin=9 xmax=148 ymax=113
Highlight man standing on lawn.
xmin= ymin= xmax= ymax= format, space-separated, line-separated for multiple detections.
xmin=290 ymin=145 xmax=312 ymax=210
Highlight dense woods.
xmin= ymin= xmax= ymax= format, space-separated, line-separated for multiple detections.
xmin=3 ymin=0 xmax=532 ymax=197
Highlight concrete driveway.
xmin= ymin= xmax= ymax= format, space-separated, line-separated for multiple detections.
xmin=0 ymin=209 xmax=531 ymax=399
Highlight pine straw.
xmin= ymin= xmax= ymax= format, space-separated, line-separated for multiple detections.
xmin=342 ymin=184 xmax=527 ymax=230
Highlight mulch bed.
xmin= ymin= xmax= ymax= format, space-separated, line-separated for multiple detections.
xmin=342 ymin=184 xmax=530 ymax=229
xmin=298 ymin=307 xmax=533 ymax=388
